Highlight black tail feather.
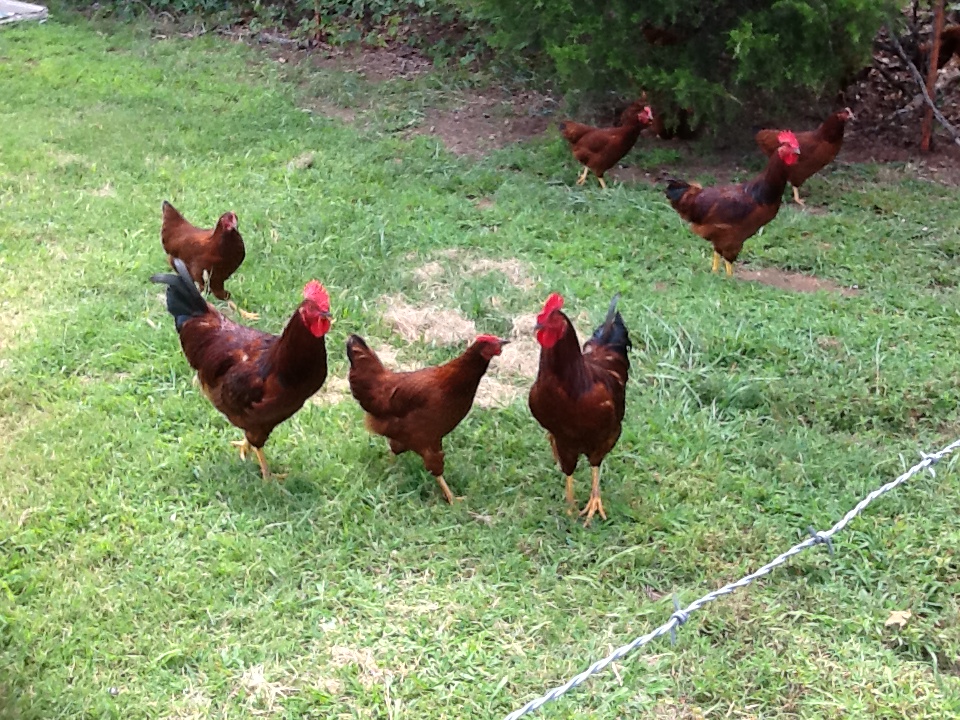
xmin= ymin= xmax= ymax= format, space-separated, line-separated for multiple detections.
xmin=150 ymin=258 xmax=209 ymax=331
xmin=590 ymin=293 xmax=631 ymax=358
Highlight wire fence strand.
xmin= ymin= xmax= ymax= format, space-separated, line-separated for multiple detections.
xmin=504 ymin=437 xmax=960 ymax=720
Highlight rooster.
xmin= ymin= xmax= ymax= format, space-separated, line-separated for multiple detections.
xmin=345 ymin=334 xmax=508 ymax=504
xmin=161 ymin=201 xmax=257 ymax=320
xmin=529 ymin=293 xmax=630 ymax=524
xmin=665 ymin=130 xmax=801 ymax=275
xmin=559 ymin=101 xmax=654 ymax=189
xmin=151 ymin=259 xmax=331 ymax=480
xmin=755 ymin=108 xmax=853 ymax=206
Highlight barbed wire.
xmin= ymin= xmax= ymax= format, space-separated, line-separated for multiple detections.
xmin=504 ymin=437 xmax=960 ymax=720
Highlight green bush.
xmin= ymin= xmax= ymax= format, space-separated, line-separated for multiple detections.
xmin=452 ymin=0 xmax=902 ymax=127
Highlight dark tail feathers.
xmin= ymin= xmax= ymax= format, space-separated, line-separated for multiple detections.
xmin=590 ymin=293 xmax=631 ymax=359
xmin=664 ymin=178 xmax=691 ymax=204
xmin=150 ymin=258 xmax=208 ymax=331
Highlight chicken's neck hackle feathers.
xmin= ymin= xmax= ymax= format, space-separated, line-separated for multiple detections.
xmin=538 ymin=313 xmax=591 ymax=397
xmin=150 ymin=258 xmax=210 ymax=331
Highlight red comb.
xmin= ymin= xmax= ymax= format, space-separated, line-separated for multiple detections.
xmin=302 ymin=280 xmax=330 ymax=312
xmin=777 ymin=131 xmax=799 ymax=148
xmin=475 ymin=334 xmax=501 ymax=345
xmin=537 ymin=293 xmax=564 ymax=323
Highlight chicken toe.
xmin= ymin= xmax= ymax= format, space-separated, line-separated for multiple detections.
xmin=579 ymin=466 xmax=607 ymax=526
xmin=228 ymin=300 xmax=260 ymax=321
xmin=253 ymin=446 xmax=285 ymax=482
xmin=232 ymin=438 xmax=251 ymax=461
xmin=576 ymin=167 xmax=589 ymax=186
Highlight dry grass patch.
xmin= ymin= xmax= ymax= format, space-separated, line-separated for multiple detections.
xmin=329 ymin=646 xmax=385 ymax=688
xmin=381 ymin=294 xmax=477 ymax=345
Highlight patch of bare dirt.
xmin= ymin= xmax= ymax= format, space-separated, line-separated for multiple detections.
xmin=409 ymin=89 xmax=556 ymax=157
xmin=310 ymin=44 xmax=433 ymax=83
xmin=736 ymin=267 xmax=860 ymax=297
xmin=412 ymin=251 xmax=535 ymax=292
xmin=310 ymin=376 xmax=351 ymax=406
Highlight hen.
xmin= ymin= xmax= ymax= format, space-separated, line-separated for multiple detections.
xmin=161 ymin=200 xmax=257 ymax=319
xmin=345 ymin=333 xmax=508 ymax=504
xmin=559 ymin=101 xmax=653 ymax=189
xmin=754 ymin=108 xmax=853 ymax=206
xmin=665 ymin=131 xmax=800 ymax=276
xmin=151 ymin=259 xmax=331 ymax=480
xmin=528 ymin=293 xmax=630 ymax=524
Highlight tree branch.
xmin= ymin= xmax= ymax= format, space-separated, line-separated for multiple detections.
xmin=886 ymin=26 xmax=960 ymax=147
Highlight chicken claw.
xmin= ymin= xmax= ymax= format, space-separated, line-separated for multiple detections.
xmin=231 ymin=438 xmax=285 ymax=481
xmin=576 ymin=167 xmax=590 ymax=186
xmin=579 ymin=466 xmax=607 ymax=526
xmin=792 ymin=186 xmax=805 ymax=206
xmin=228 ymin=300 xmax=260 ymax=321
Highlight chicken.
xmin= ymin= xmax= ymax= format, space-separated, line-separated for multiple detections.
xmin=559 ymin=101 xmax=653 ymax=189
xmin=754 ymin=108 xmax=853 ymax=206
xmin=160 ymin=200 xmax=257 ymax=320
xmin=345 ymin=333 xmax=508 ymax=504
xmin=151 ymin=259 xmax=331 ymax=480
xmin=921 ymin=25 xmax=960 ymax=70
xmin=665 ymin=130 xmax=801 ymax=276
xmin=528 ymin=293 xmax=630 ymax=525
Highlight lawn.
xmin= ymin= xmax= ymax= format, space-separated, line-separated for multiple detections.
xmin=2 ymin=14 xmax=960 ymax=720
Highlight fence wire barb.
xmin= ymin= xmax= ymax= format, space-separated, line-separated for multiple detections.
xmin=504 ymin=438 xmax=960 ymax=720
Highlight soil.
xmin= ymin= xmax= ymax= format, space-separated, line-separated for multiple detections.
xmin=736 ymin=267 xmax=860 ymax=297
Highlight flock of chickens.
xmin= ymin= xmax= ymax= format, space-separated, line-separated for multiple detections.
xmin=150 ymin=104 xmax=853 ymax=524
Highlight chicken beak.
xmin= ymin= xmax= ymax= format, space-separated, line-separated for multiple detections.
xmin=533 ymin=323 xmax=544 ymax=332
xmin=498 ymin=338 xmax=511 ymax=346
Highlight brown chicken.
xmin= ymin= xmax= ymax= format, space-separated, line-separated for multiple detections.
xmin=559 ymin=101 xmax=653 ymax=189
xmin=755 ymin=108 xmax=853 ymax=205
xmin=665 ymin=131 xmax=801 ymax=276
xmin=151 ymin=259 xmax=331 ymax=480
xmin=529 ymin=293 xmax=630 ymax=525
xmin=161 ymin=200 xmax=257 ymax=320
xmin=345 ymin=333 xmax=508 ymax=503
xmin=921 ymin=25 xmax=960 ymax=70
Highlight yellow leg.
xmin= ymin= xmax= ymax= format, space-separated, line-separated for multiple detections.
xmin=579 ymin=466 xmax=607 ymax=526
xmin=597 ymin=176 xmax=607 ymax=190
xmin=792 ymin=186 xmax=805 ymax=206
xmin=576 ymin=166 xmax=590 ymax=186
xmin=231 ymin=439 xmax=284 ymax=481
xmin=228 ymin=299 xmax=260 ymax=321
xmin=565 ymin=474 xmax=577 ymax=516
xmin=711 ymin=251 xmax=721 ymax=273
xmin=435 ymin=475 xmax=459 ymax=504
xmin=725 ymin=260 xmax=734 ymax=277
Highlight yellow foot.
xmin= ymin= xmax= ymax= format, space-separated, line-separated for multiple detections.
xmin=711 ymin=251 xmax=721 ymax=273
xmin=579 ymin=465 xmax=607 ymax=526
xmin=576 ymin=167 xmax=589 ymax=186
xmin=579 ymin=494 xmax=607 ymax=526
xmin=435 ymin=475 xmax=462 ymax=504
xmin=231 ymin=438 xmax=251 ymax=461
xmin=597 ymin=176 xmax=608 ymax=190
xmin=565 ymin=474 xmax=577 ymax=517
xmin=725 ymin=260 xmax=734 ymax=277
xmin=228 ymin=300 xmax=260 ymax=321
xmin=231 ymin=439 xmax=284 ymax=480
xmin=792 ymin=186 xmax=805 ymax=206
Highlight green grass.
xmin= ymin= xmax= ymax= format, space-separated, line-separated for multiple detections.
xmin=3 ymin=15 xmax=960 ymax=720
